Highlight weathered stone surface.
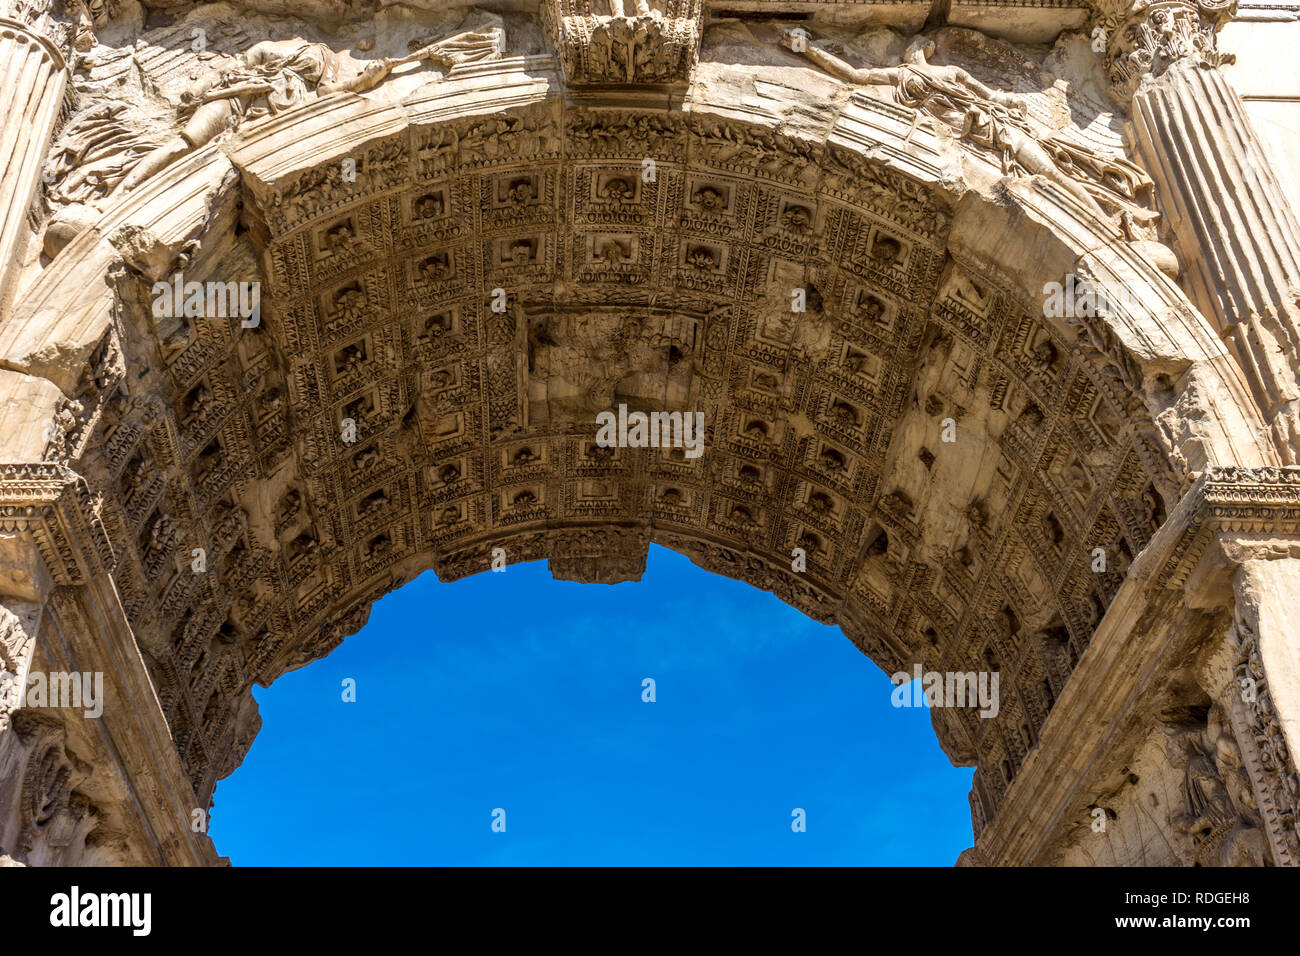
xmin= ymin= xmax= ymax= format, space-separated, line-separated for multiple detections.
xmin=0 ymin=0 xmax=1295 ymax=866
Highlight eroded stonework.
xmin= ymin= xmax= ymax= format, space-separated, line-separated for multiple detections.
xmin=0 ymin=0 xmax=1296 ymax=866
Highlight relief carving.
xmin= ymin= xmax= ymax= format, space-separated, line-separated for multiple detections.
xmin=0 ymin=607 xmax=36 ymax=733
xmin=1096 ymin=0 xmax=1237 ymax=101
xmin=1167 ymin=705 xmax=1272 ymax=866
xmin=782 ymin=29 xmax=1156 ymax=226
xmin=1231 ymin=610 xmax=1300 ymax=864
xmin=12 ymin=713 xmax=100 ymax=865
xmin=545 ymin=0 xmax=701 ymax=86
xmin=116 ymin=17 xmax=504 ymax=196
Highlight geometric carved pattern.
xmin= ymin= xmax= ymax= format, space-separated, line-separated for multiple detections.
xmin=68 ymin=104 xmax=1174 ymax=822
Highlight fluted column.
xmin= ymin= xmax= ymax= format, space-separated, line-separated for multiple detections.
xmin=1100 ymin=0 xmax=1300 ymax=462
xmin=0 ymin=1 xmax=67 ymax=318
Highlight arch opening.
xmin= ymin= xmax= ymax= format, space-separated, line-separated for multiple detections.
xmin=210 ymin=544 xmax=978 ymax=865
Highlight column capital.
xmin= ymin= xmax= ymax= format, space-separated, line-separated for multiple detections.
xmin=0 ymin=0 xmax=79 ymax=66
xmin=1094 ymin=0 xmax=1237 ymax=101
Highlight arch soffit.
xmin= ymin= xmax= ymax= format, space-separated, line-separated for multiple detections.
xmin=0 ymin=52 xmax=1279 ymax=814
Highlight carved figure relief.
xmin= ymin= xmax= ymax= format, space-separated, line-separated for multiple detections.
xmin=546 ymin=0 xmax=701 ymax=85
xmin=116 ymin=20 xmax=505 ymax=196
xmin=1168 ymin=706 xmax=1272 ymax=866
xmin=781 ymin=30 xmax=1155 ymax=225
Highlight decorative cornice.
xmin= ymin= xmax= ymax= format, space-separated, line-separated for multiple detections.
xmin=1156 ymin=466 xmax=1300 ymax=589
xmin=0 ymin=463 xmax=115 ymax=587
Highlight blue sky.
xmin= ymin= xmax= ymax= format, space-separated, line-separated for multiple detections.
xmin=211 ymin=544 xmax=974 ymax=865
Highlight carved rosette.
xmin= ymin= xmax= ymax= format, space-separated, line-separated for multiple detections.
xmin=543 ymin=0 xmax=702 ymax=87
xmin=1096 ymin=0 xmax=1237 ymax=101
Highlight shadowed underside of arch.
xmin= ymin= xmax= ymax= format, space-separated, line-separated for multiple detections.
xmin=0 ymin=15 xmax=1297 ymax=868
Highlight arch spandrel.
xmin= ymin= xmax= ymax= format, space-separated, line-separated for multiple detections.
xmin=0 ymin=1 xmax=1297 ymax=868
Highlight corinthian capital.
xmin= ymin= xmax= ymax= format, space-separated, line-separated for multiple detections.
xmin=1095 ymin=0 xmax=1238 ymax=101
xmin=0 ymin=0 xmax=80 ymax=62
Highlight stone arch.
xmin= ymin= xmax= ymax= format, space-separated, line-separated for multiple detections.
xmin=0 ymin=12 xmax=1296 ymax=867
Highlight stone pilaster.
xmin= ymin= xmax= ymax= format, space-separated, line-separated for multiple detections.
xmin=1099 ymin=1 xmax=1300 ymax=462
xmin=0 ymin=0 xmax=69 ymax=318
xmin=0 ymin=463 xmax=220 ymax=864
xmin=1153 ymin=466 xmax=1300 ymax=864
xmin=1222 ymin=554 xmax=1300 ymax=864
xmin=977 ymin=466 xmax=1300 ymax=866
